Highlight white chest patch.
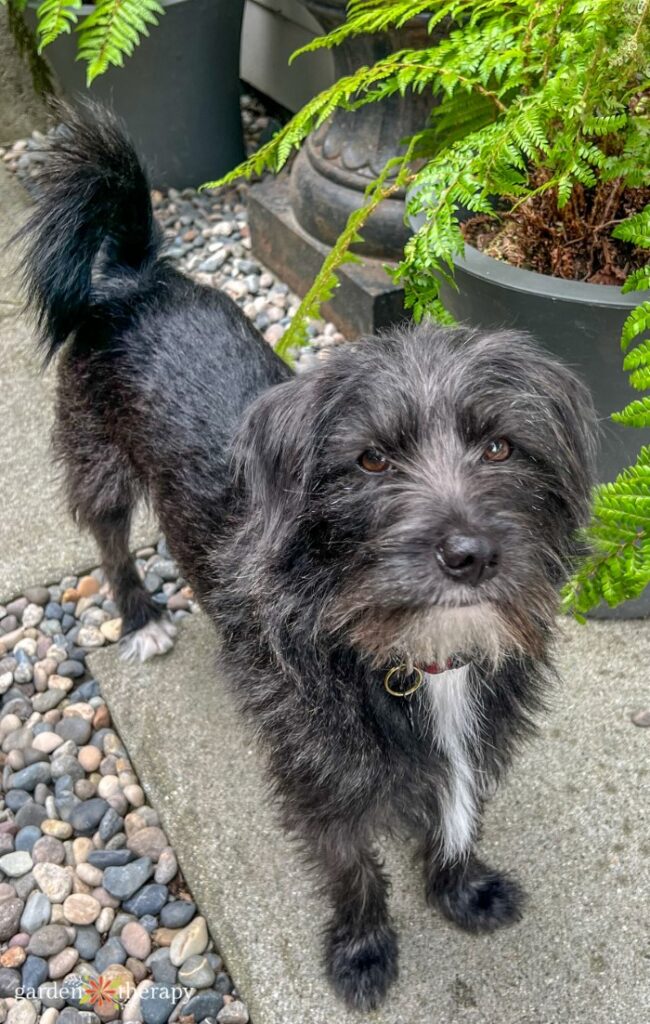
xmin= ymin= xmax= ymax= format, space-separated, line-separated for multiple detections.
xmin=424 ymin=664 xmax=478 ymax=863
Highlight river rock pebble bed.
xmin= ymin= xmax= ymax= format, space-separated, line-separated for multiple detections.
xmin=0 ymin=544 xmax=249 ymax=1024
xmin=0 ymin=92 xmax=346 ymax=370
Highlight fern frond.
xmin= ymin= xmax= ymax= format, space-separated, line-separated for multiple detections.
xmin=612 ymin=396 xmax=650 ymax=428
xmin=76 ymin=0 xmax=163 ymax=84
xmin=622 ymin=265 xmax=650 ymax=294
xmin=563 ymin=447 xmax=650 ymax=615
xmin=613 ymin=205 xmax=650 ymax=247
xmin=620 ymin=301 xmax=650 ymax=351
xmin=36 ymin=0 xmax=82 ymax=48
xmin=623 ymin=338 xmax=650 ymax=372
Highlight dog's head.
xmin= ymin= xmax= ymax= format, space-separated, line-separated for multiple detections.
xmin=233 ymin=325 xmax=597 ymax=667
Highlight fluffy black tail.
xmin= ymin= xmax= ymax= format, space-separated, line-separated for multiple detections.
xmin=16 ymin=101 xmax=162 ymax=362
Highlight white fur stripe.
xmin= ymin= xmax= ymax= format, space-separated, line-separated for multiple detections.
xmin=425 ymin=664 xmax=478 ymax=863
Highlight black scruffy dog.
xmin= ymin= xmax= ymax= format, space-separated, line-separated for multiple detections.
xmin=17 ymin=105 xmax=597 ymax=1010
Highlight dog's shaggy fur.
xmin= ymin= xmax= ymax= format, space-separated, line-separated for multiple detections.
xmin=18 ymin=105 xmax=597 ymax=1010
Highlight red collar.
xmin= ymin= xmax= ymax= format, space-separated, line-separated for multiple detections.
xmin=419 ymin=657 xmax=465 ymax=674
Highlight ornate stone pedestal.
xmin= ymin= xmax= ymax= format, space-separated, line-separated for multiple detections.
xmin=248 ymin=0 xmax=434 ymax=338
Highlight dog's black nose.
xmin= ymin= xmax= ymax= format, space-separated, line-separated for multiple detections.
xmin=436 ymin=533 xmax=500 ymax=586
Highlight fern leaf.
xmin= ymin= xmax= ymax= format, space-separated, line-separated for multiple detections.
xmin=628 ymin=366 xmax=650 ymax=391
xmin=623 ymin=338 xmax=650 ymax=373
xmin=613 ymin=206 xmax=650 ymax=247
xmin=76 ymin=0 xmax=163 ymax=84
xmin=622 ymin=266 xmax=650 ymax=294
xmin=612 ymin=396 xmax=650 ymax=428
xmin=36 ymin=0 xmax=82 ymax=48
xmin=563 ymin=448 xmax=650 ymax=615
xmin=620 ymin=301 xmax=650 ymax=351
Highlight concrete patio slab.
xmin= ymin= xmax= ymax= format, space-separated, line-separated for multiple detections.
xmin=0 ymin=164 xmax=157 ymax=601
xmin=90 ymin=612 xmax=650 ymax=1024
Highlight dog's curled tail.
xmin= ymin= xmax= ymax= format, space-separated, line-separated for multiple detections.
xmin=17 ymin=101 xmax=161 ymax=363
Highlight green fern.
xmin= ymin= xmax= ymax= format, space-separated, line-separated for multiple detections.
xmin=35 ymin=0 xmax=82 ymax=49
xmin=76 ymin=0 xmax=163 ymax=85
xmin=564 ymin=205 xmax=650 ymax=615
xmin=213 ymin=0 xmax=648 ymax=343
xmin=2 ymin=0 xmax=164 ymax=82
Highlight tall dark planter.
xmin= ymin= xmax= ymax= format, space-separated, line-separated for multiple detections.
xmin=30 ymin=0 xmax=245 ymax=188
xmin=290 ymin=1 xmax=433 ymax=260
xmin=247 ymin=0 xmax=436 ymax=337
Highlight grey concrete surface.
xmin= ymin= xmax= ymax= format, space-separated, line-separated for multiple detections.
xmin=0 ymin=10 xmax=49 ymax=145
xmin=0 ymin=164 xmax=157 ymax=601
xmin=90 ymin=612 xmax=650 ymax=1024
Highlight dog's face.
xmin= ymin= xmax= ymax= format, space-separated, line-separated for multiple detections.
xmin=235 ymin=325 xmax=596 ymax=666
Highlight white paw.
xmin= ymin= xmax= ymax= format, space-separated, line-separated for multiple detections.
xmin=119 ymin=618 xmax=177 ymax=663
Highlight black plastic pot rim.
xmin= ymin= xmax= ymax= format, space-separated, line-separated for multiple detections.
xmin=451 ymin=240 xmax=648 ymax=310
xmin=406 ymin=187 xmax=649 ymax=310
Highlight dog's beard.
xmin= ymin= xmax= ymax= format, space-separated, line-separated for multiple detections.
xmin=343 ymin=603 xmax=524 ymax=671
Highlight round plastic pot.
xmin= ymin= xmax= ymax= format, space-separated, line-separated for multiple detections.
xmin=29 ymin=0 xmax=245 ymax=188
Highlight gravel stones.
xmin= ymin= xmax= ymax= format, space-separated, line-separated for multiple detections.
xmin=23 ymin=587 xmax=50 ymax=607
xmin=103 ymin=857 xmax=153 ymax=900
xmin=0 ymin=967 xmax=21 ymax=996
xmin=178 ymin=953 xmax=215 ymax=989
xmin=27 ymin=923 xmax=70 ymax=957
xmin=217 ymin=1000 xmax=250 ymax=1024
xmin=0 ymin=900 xmax=24 ymax=942
xmin=33 ymin=863 xmax=72 ymax=903
xmin=0 ymin=853 xmax=32 ymax=878
xmin=19 ymin=890 xmax=50 ymax=933
xmin=141 ymin=981 xmax=180 ymax=1024
xmin=154 ymin=848 xmax=177 ymax=886
xmin=21 ymin=605 xmax=44 ymax=629
xmin=94 ymin=935 xmax=126 ymax=973
xmin=7 ymin=1001 xmax=38 ymax=1024
xmin=62 ymin=893 xmax=101 ymax=924
xmin=169 ymin=916 xmax=208 ymax=966
xmin=122 ymin=883 xmax=167 ymax=917
xmin=78 ymin=745 xmax=102 ymax=772
xmin=74 ymin=924 xmax=101 ymax=960
xmin=7 ymin=764 xmax=51 ymax=791
xmin=55 ymin=717 xmax=92 ymax=745
xmin=69 ymin=798 xmax=109 ymax=835
xmin=121 ymin=921 xmax=151 ymax=960
xmin=21 ymin=952 xmax=48 ymax=990
xmin=126 ymin=826 xmax=167 ymax=861
xmin=48 ymin=945 xmax=79 ymax=978
xmin=87 ymin=849 xmax=132 ymax=869
xmin=159 ymin=899 xmax=195 ymax=929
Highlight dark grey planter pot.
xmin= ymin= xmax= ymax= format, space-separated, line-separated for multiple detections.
xmin=436 ymin=244 xmax=650 ymax=618
xmin=29 ymin=0 xmax=245 ymax=188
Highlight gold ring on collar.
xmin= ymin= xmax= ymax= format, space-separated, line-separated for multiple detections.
xmin=384 ymin=664 xmax=424 ymax=698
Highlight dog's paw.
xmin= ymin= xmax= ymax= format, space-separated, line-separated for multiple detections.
xmin=325 ymin=921 xmax=398 ymax=1011
xmin=119 ymin=617 xmax=177 ymax=663
xmin=431 ymin=857 xmax=524 ymax=933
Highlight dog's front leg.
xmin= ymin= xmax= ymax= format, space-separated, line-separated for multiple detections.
xmin=421 ymin=828 xmax=525 ymax=933
xmin=313 ymin=825 xmax=398 ymax=1010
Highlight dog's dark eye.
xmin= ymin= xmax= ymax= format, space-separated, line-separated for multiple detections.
xmin=358 ymin=449 xmax=391 ymax=474
xmin=483 ymin=438 xmax=512 ymax=463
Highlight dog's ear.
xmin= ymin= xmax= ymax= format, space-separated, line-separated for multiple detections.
xmin=232 ymin=375 xmax=318 ymax=527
